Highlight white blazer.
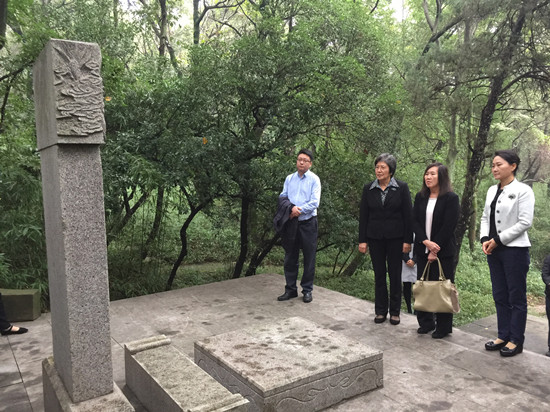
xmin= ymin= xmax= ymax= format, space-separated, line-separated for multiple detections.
xmin=480 ymin=179 xmax=535 ymax=247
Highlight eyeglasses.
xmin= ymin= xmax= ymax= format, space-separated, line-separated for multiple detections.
xmin=297 ymin=157 xmax=311 ymax=163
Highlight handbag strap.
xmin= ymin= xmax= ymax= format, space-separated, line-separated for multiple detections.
xmin=419 ymin=257 xmax=447 ymax=282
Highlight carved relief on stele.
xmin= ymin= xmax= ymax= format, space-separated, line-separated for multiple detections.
xmin=52 ymin=41 xmax=106 ymax=138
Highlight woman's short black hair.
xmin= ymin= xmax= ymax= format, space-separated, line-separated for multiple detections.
xmin=420 ymin=162 xmax=453 ymax=197
xmin=494 ymin=149 xmax=520 ymax=175
xmin=375 ymin=153 xmax=397 ymax=176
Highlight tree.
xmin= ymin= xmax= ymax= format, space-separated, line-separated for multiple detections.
xmin=193 ymin=0 xmax=245 ymax=44
xmin=406 ymin=0 xmax=550 ymax=261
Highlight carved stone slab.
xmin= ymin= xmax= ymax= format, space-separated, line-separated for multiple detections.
xmin=34 ymin=39 xmax=105 ymax=150
xmin=125 ymin=335 xmax=249 ymax=412
xmin=194 ymin=317 xmax=383 ymax=411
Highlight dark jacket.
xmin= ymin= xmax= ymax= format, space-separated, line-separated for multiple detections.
xmin=542 ymin=255 xmax=550 ymax=286
xmin=273 ymin=196 xmax=298 ymax=252
xmin=274 ymin=196 xmax=293 ymax=234
xmin=412 ymin=191 xmax=460 ymax=258
xmin=358 ymin=179 xmax=413 ymax=243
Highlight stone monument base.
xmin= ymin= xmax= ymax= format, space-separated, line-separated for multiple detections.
xmin=42 ymin=357 xmax=134 ymax=412
xmin=194 ymin=316 xmax=383 ymax=412
xmin=124 ymin=335 xmax=249 ymax=412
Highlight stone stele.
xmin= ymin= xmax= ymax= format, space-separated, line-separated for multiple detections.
xmin=34 ymin=39 xmax=132 ymax=411
xmin=194 ymin=316 xmax=383 ymax=411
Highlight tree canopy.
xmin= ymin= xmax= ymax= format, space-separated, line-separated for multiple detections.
xmin=0 ymin=0 xmax=549 ymax=304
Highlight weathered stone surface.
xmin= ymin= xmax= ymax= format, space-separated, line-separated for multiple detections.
xmin=42 ymin=357 xmax=133 ymax=412
xmin=194 ymin=316 xmax=383 ymax=412
xmin=125 ymin=335 xmax=249 ymax=412
xmin=34 ymin=39 xmax=105 ymax=150
xmin=34 ymin=39 xmax=113 ymax=404
xmin=0 ymin=288 xmax=41 ymax=322
xmin=5 ymin=274 xmax=550 ymax=411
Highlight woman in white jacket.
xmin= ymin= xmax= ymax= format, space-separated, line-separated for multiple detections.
xmin=481 ymin=150 xmax=535 ymax=357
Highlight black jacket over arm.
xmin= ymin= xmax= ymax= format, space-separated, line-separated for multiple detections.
xmin=542 ymin=255 xmax=550 ymax=286
xmin=273 ymin=196 xmax=298 ymax=252
xmin=412 ymin=191 xmax=460 ymax=258
xmin=358 ymin=179 xmax=413 ymax=243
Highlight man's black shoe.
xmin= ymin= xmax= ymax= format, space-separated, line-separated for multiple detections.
xmin=277 ymin=291 xmax=298 ymax=301
xmin=303 ymin=292 xmax=313 ymax=303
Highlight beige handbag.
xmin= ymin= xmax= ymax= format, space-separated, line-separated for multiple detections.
xmin=413 ymin=258 xmax=460 ymax=313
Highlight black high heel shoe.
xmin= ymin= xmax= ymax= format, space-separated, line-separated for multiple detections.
xmin=500 ymin=342 xmax=523 ymax=357
xmin=485 ymin=340 xmax=507 ymax=351
xmin=1 ymin=325 xmax=28 ymax=336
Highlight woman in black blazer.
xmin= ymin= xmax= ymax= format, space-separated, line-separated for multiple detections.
xmin=359 ymin=153 xmax=413 ymax=325
xmin=413 ymin=162 xmax=460 ymax=339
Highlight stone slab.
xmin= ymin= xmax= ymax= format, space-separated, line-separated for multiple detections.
xmin=1 ymin=288 xmax=41 ymax=321
xmin=124 ymin=335 xmax=249 ymax=412
xmin=194 ymin=316 xmax=383 ymax=412
xmin=42 ymin=357 xmax=134 ymax=412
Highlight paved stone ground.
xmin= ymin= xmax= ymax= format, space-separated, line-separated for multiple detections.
xmin=1 ymin=273 xmax=549 ymax=411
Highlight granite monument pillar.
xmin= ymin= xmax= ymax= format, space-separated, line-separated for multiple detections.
xmin=34 ymin=39 xmax=132 ymax=411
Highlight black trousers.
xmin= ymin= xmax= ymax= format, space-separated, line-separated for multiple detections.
xmin=403 ymin=282 xmax=413 ymax=313
xmin=545 ymin=285 xmax=550 ymax=348
xmin=0 ymin=293 xmax=11 ymax=331
xmin=368 ymin=237 xmax=403 ymax=317
xmin=416 ymin=254 xmax=455 ymax=334
xmin=487 ymin=247 xmax=529 ymax=345
xmin=283 ymin=217 xmax=318 ymax=294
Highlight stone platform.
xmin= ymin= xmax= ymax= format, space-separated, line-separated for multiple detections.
xmin=194 ymin=316 xmax=382 ymax=411
xmin=3 ymin=273 xmax=550 ymax=411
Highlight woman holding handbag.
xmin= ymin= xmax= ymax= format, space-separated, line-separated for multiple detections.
xmin=481 ymin=150 xmax=534 ymax=357
xmin=412 ymin=162 xmax=460 ymax=339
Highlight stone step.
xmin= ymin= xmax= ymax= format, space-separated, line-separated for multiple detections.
xmin=124 ymin=335 xmax=249 ymax=412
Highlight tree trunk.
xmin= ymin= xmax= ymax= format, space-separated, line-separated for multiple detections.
xmin=165 ymin=199 xmax=209 ymax=290
xmin=341 ymin=252 xmax=365 ymax=277
xmin=158 ymin=0 xmax=168 ymax=56
xmin=193 ymin=0 xmax=200 ymax=45
xmin=0 ymin=0 xmax=8 ymax=50
xmin=141 ymin=186 xmax=165 ymax=260
xmin=467 ymin=192 xmax=477 ymax=252
xmin=244 ymin=233 xmax=279 ymax=277
xmin=113 ymin=0 xmax=118 ymax=29
xmin=233 ymin=195 xmax=250 ymax=278
xmin=455 ymin=3 xmax=528 ymax=263
xmin=107 ymin=190 xmax=149 ymax=245
xmin=446 ymin=110 xmax=458 ymax=175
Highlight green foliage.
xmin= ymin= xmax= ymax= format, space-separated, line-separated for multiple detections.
xmin=452 ymin=248 xmax=498 ymax=324
xmin=1 ymin=0 xmax=548 ymax=325
xmin=0 ymin=102 xmax=47 ymax=302
xmin=316 ymin=266 xmax=376 ymax=302
xmin=529 ymin=183 xmax=550 ymax=267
